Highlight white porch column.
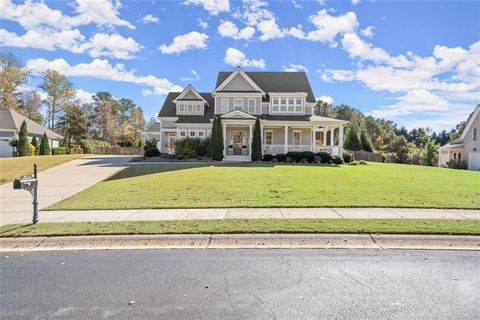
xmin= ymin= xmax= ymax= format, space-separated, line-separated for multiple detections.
xmin=284 ymin=125 xmax=288 ymax=153
xmin=323 ymin=128 xmax=327 ymax=145
xmin=248 ymin=123 xmax=253 ymax=157
xmin=339 ymin=125 xmax=344 ymax=155
xmin=223 ymin=123 xmax=227 ymax=156
xmin=158 ymin=120 xmax=162 ymax=152
xmin=311 ymin=128 xmax=315 ymax=152
xmin=329 ymin=129 xmax=334 ymax=145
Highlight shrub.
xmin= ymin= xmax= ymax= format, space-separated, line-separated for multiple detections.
xmin=251 ymin=118 xmax=262 ymax=161
xmin=143 ymin=138 xmax=160 ymax=157
xmin=332 ymin=155 xmax=344 ymax=165
xmin=39 ymin=132 xmax=51 ymax=155
xmin=27 ymin=142 xmax=35 ymax=156
xmin=52 ymin=147 xmax=67 ymax=155
xmin=69 ymin=144 xmax=83 ymax=154
xmin=343 ymin=152 xmax=353 ymax=163
xmin=315 ymin=151 xmax=332 ymax=164
xmin=17 ymin=120 xmax=30 ymax=157
xmin=274 ymin=153 xmax=286 ymax=162
xmin=359 ymin=160 xmax=367 ymax=165
xmin=446 ymin=159 xmax=467 ymax=170
xmin=262 ymin=154 xmax=274 ymax=162
xmin=300 ymin=151 xmax=315 ymax=163
xmin=176 ymin=137 xmax=211 ymax=158
xmin=285 ymin=157 xmax=293 ymax=163
xmin=272 ymin=157 xmax=278 ymax=163
xmin=31 ymin=136 xmax=39 ymax=155
xmin=78 ymin=139 xmax=110 ymax=153
xmin=177 ymin=153 xmax=185 ymax=160
xmin=349 ymin=161 xmax=358 ymax=166
xmin=314 ymin=156 xmax=322 ymax=164
xmin=300 ymin=158 xmax=309 ymax=164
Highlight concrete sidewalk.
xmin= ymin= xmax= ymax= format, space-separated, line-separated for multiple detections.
xmin=2 ymin=207 xmax=479 ymax=225
xmin=0 ymin=155 xmax=134 ymax=225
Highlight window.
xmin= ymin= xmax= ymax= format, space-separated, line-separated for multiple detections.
xmin=293 ymin=131 xmax=301 ymax=145
xmin=271 ymin=97 xmax=304 ymax=113
xmin=280 ymin=99 xmax=287 ymax=112
xmin=189 ymin=131 xmax=196 ymax=137
xmin=179 ymin=104 xmax=185 ymax=112
xmin=195 ymin=105 xmax=201 ymax=113
xmin=187 ymin=104 xmax=193 ymax=112
xmin=221 ymin=98 xmax=229 ymax=113
xmin=234 ymin=98 xmax=243 ymax=110
xmin=198 ymin=131 xmax=204 ymax=137
xmin=265 ymin=130 xmax=273 ymax=145
xmin=248 ymin=99 xmax=256 ymax=114
xmin=288 ymin=99 xmax=295 ymax=112
xmin=473 ymin=128 xmax=478 ymax=141
xmin=180 ymin=131 xmax=186 ymax=138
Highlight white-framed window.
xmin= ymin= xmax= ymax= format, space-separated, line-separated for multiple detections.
xmin=198 ymin=131 xmax=205 ymax=138
xmin=189 ymin=131 xmax=196 ymax=137
xmin=293 ymin=130 xmax=301 ymax=145
xmin=180 ymin=130 xmax=186 ymax=138
xmin=179 ymin=104 xmax=185 ymax=112
xmin=271 ymin=96 xmax=304 ymax=114
xmin=221 ymin=98 xmax=229 ymax=113
xmin=234 ymin=98 xmax=243 ymax=111
xmin=195 ymin=105 xmax=201 ymax=113
xmin=187 ymin=104 xmax=193 ymax=112
xmin=473 ymin=128 xmax=478 ymax=141
xmin=265 ymin=130 xmax=273 ymax=145
xmin=248 ymin=98 xmax=256 ymax=114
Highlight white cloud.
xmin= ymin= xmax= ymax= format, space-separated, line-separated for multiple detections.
xmin=224 ymin=48 xmax=265 ymax=69
xmin=140 ymin=14 xmax=159 ymax=24
xmin=181 ymin=70 xmax=200 ymax=81
xmin=352 ymin=0 xmax=360 ymax=4
xmin=0 ymin=29 xmax=142 ymax=59
xmin=360 ymin=26 xmax=374 ymax=38
xmin=283 ymin=64 xmax=308 ymax=72
xmin=218 ymin=21 xmax=255 ymax=40
xmin=299 ymin=10 xmax=359 ymax=44
xmin=257 ymin=18 xmax=285 ymax=41
xmin=75 ymin=88 xmax=95 ymax=104
xmin=0 ymin=0 xmax=134 ymax=30
xmin=183 ymin=0 xmax=230 ymax=15
xmin=291 ymin=0 xmax=302 ymax=9
xmin=317 ymin=95 xmax=334 ymax=104
xmin=26 ymin=58 xmax=183 ymax=96
xmin=198 ymin=19 xmax=208 ymax=29
xmin=159 ymin=31 xmax=208 ymax=54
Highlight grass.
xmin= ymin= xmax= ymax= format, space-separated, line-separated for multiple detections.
xmin=1 ymin=219 xmax=479 ymax=237
xmin=0 ymin=154 xmax=85 ymax=184
xmin=47 ymin=162 xmax=480 ymax=210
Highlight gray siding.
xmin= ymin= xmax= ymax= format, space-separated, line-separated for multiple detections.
xmin=263 ymin=128 xmax=312 ymax=145
xmin=305 ymin=106 xmax=313 ymax=115
xmin=221 ymin=73 xmax=256 ymax=91
xmin=182 ymin=91 xmax=199 ymax=99
xmin=262 ymin=103 xmax=269 ymax=114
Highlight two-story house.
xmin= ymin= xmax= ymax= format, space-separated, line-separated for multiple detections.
xmin=438 ymin=105 xmax=480 ymax=170
xmin=157 ymin=67 xmax=348 ymax=161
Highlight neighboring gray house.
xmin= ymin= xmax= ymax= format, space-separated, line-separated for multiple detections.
xmin=0 ymin=108 xmax=63 ymax=157
xmin=439 ymin=105 xmax=480 ymax=170
xmin=144 ymin=122 xmax=161 ymax=143
xmin=157 ymin=67 xmax=347 ymax=161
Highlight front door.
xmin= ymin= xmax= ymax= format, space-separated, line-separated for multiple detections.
xmin=168 ymin=135 xmax=176 ymax=154
xmin=233 ymin=133 xmax=243 ymax=155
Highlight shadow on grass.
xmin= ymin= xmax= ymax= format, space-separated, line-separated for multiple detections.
xmin=106 ymin=162 xmax=342 ymax=181
xmin=0 ymin=223 xmax=34 ymax=236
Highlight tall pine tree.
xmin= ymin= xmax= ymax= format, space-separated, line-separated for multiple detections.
xmin=251 ymin=118 xmax=262 ymax=161
xmin=39 ymin=132 xmax=51 ymax=155
xmin=211 ymin=116 xmax=224 ymax=161
xmin=31 ymin=135 xmax=39 ymax=155
xmin=344 ymin=123 xmax=362 ymax=151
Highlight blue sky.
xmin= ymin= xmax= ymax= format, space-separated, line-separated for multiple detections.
xmin=1 ymin=0 xmax=479 ymax=131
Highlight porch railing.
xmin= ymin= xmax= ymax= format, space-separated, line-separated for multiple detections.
xmin=262 ymin=144 xmax=340 ymax=156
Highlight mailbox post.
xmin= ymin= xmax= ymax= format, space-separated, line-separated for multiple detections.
xmin=13 ymin=163 xmax=39 ymax=224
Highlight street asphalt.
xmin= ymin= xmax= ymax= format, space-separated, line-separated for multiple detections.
xmin=1 ymin=249 xmax=479 ymax=319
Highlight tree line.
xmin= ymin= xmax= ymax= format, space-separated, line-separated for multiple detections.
xmin=0 ymin=52 xmax=146 ymax=149
xmin=315 ymin=101 xmax=474 ymax=166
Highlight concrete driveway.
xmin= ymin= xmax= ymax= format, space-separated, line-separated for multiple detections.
xmin=0 ymin=156 xmax=133 ymax=225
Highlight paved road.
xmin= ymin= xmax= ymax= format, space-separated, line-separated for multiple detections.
xmin=0 ymin=156 xmax=133 ymax=225
xmin=1 ymin=249 xmax=479 ymax=319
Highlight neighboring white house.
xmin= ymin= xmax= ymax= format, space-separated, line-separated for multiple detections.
xmin=438 ymin=105 xmax=480 ymax=171
xmin=0 ymin=108 xmax=63 ymax=157
xmin=157 ymin=67 xmax=348 ymax=161
xmin=144 ymin=122 xmax=161 ymax=149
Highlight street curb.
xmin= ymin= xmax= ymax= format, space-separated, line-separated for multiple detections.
xmin=1 ymin=234 xmax=480 ymax=252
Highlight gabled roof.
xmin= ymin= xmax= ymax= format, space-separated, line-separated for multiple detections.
xmin=173 ymin=84 xmax=207 ymax=103
xmin=220 ymin=109 xmax=257 ymax=119
xmin=158 ymin=92 xmax=215 ymax=123
xmin=145 ymin=122 xmax=161 ymax=133
xmin=215 ymin=70 xmax=316 ymax=103
xmin=214 ymin=67 xmax=264 ymax=94
xmin=440 ymin=105 xmax=480 ymax=149
xmin=0 ymin=108 xmax=63 ymax=140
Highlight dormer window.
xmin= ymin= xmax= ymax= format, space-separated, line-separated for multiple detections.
xmin=176 ymin=102 xmax=204 ymax=115
xmin=271 ymin=96 xmax=304 ymax=114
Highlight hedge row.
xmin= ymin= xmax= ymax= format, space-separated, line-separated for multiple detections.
xmin=175 ymin=137 xmax=211 ymax=159
xmin=262 ymin=151 xmax=344 ymax=165
xmin=78 ymin=139 xmax=110 ymax=153
xmin=52 ymin=147 xmax=67 ymax=155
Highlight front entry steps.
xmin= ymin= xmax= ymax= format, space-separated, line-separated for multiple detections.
xmin=223 ymin=155 xmax=251 ymax=162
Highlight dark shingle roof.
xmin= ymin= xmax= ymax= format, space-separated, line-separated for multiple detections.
xmin=158 ymin=92 xmax=214 ymax=124
xmin=215 ymin=71 xmax=316 ymax=103
xmin=0 ymin=108 xmax=63 ymax=139
xmin=259 ymin=115 xmax=311 ymax=121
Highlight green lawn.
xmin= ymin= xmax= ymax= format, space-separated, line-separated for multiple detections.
xmin=1 ymin=219 xmax=479 ymax=237
xmin=0 ymin=154 xmax=85 ymax=185
xmin=47 ymin=162 xmax=480 ymax=210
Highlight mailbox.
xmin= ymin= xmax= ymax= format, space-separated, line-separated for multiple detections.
xmin=13 ymin=175 xmax=37 ymax=190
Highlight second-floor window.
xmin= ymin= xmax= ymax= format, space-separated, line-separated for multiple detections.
xmin=248 ymin=98 xmax=256 ymax=114
xmin=234 ymin=98 xmax=243 ymax=111
xmin=473 ymin=128 xmax=478 ymax=141
xmin=177 ymin=103 xmax=203 ymax=114
xmin=271 ymin=97 xmax=304 ymax=114
xmin=221 ymin=98 xmax=229 ymax=113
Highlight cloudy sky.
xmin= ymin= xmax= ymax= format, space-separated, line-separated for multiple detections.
xmin=1 ymin=0 xmax=479 ymax=130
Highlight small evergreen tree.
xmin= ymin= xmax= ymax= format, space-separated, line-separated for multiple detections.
xmin=344 ymin=123 xmax=362 ymax=151
xmin=424 ymin=139 xmax=439 ymax=166
xmin=251 ymin=118 xmax=262 ymax=161
xmin=39 ymin=132 xmax=51 ymax=155
xmin=16 ymin=120 xmax=30 ymax=156
xmin=31 ymin=135 xmax=39 ymax=155
xmin=360 ymin=128 xmax=373 ymax=152
xmin=211 ymin=116 xmax=224 ymax=161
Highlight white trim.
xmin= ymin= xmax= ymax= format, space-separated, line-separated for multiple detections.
xmin=293 ymin=130 xmax=302 ymax=146
xmin=221 ymin=109 xmax=257 ymax=119
xmin=173 ymin=84 xmax=206 ymax=103
xmin=270 ymin=95 xmax=305 ymax=114
xmin=213 ymin=67 xmax=265 ymax=94
xmin=268 ymin=92 xmax=308 ymax=97
xmin=459 ymin=106 xmax=480 ymax=141
xmin=234 ymin=98 xmax=244 ymax=111
xmin=248 ymin=98 xmax=256 ymax=114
